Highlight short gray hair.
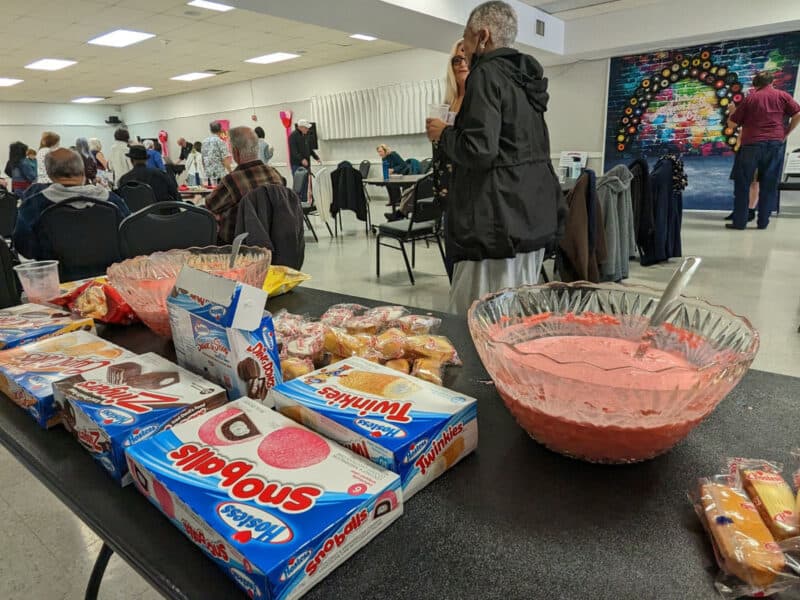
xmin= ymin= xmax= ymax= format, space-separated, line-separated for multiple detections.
xmin=468 ymin=1 xmax=518 ymax=48
xmin=45 ymin=148 xmax=84 ymax=179
xmin=229 ymin=126 xmax=259 ymax=160
xmin=143 ymin=139 xmax=154 ymax=149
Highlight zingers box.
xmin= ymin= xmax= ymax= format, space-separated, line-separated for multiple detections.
xmin=0 ymin=331 xmax=133 ymax=427
xmin=125 ymin=398 xmax=402 ymax=600
xmin=53 ymin=352 xmax=228 ymax=485
xmin=0 ymin=303 xmax=94 ymax=349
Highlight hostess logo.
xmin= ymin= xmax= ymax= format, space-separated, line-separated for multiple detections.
xmin=403 ymin=439 xmax=429 ymax=464
xmin=124 ymin=424 xmax=160 ymax=447
xmin=193 ymin=323 xmax=211 ymax=338
xmin=209 ymin=305 xmax=226 ymax=321
xmin=229 ymin=568 xmax=260 ymax=598
xmin=98 ymin=407 xmax=134 ymax=425
xmin=217 ymin=502 xmax=293 ymax=545
xmin=279 ymin=549 xmax=313 ymax=582
xmin=354 ymin=418 xmax=407 ymax=439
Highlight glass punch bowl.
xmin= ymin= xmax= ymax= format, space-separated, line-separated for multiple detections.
xmin=468 ymin=282 xmax=759 ymax=464
xmin=108 ymin=246 xmax=271 ymax=338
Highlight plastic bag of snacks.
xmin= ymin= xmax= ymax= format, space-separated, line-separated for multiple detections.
xmin=262 ymin=265 xmax=311 ymax=297
xmin=690 ymin=465 xmax=800 ymax=599
xmin=392 ymin=314 xmax=442 ymax=335
xmin=404 ymin=335 xmax=461 ymax=365
xmin=411 ymin=358 xmax=444 ymax=386
xmin=726 ymin=458 xmax=800 ymax=541
xmin=363 ymin=305 xmax=409 ymax=328
xmin=51 ymin=279 xmax=138 ymax=325
xmin=320 ymin=303 xmax=368 ymax=328
xmin=280 ymin=356 xmax=315 ymax=381
xmin=272 ymin=309 xmax=309 ymax=341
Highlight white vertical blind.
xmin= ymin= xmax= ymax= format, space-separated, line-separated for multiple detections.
xmin=311 ymin=78 xmax=445 ymax=140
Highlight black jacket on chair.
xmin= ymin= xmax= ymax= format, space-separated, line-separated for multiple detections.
xmin=235 ymin=184 xmax=305 ymax=270
xmin=330 ymin=161 xmax=368 ymax=222
xmin=438 ymin=48 xmax=559 ymax=263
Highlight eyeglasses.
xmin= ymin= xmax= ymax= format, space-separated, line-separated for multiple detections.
xmin=451 ymin=56 xmax=466 ymax=66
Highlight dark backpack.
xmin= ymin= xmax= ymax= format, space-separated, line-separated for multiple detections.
xmin=0 ymin=241 xmax=21 ymax=309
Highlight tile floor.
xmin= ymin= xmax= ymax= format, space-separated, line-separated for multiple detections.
xmin=2 ymin=190 xmax=799 ymax=599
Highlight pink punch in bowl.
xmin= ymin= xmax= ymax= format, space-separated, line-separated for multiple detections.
xmin=107 ymin=246 xmax=271 ymax=338
xmin=467 ymin=282 xmax=759 ymax=463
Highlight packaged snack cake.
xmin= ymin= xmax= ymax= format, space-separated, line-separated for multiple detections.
xmin=168 ymin=267 xmax=282 ymax=402
xmin=125 ymin=398 xmax=403 ymax=600
xmin=0 ymin=331 xmax=134 ymax=427
xmin=0 ymin=303 xmax=94 ymax=349
xmin=268 ymin=357 xmax=478 ymax=499
xmin=53 ymin=353 xmax=227 ymax=485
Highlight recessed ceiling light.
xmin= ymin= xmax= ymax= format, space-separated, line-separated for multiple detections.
xmin=187 ymin=0 xmax=234 ymax=11
xmin=0 ymin=78 xmax=23 ymax=87
xmin=245 ymin=52 xmax=300 ymax=65
xmin=350 ymin=34 xmax=378 ymax=41
xmin=72 ymin=97 xmax=104 ymax=103
xmin=170 ymin=71 xmax=216 ymax=81
xmin=114 ymin=86 xmax=152 ymax=94
xmin=88 ymin=29 xmax=155 ymax=48
xmin=25 ymin=59 xmax=77 ymax=71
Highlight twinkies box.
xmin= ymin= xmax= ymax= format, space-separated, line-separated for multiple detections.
xmin=125 ymin=398 xmax=402 ymax=600
xmin=268 ymin=357 xmax=478 ymax=499
xmin=53 ymin=352 xmax=228 ymax=485
xmin=168 ymin=267 xmax=282 ymax=403
xmin=0 ymin=331 xmax=134 ymax=427
xmin=0 ymin=303 xmax=94 ymax=349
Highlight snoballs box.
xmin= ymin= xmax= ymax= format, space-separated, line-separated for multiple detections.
xmin=0 ymin=303 xmax=94 ymax=349
xmin=268 ymin=357 xmax=478 ymax=499
xmin=53 ymin=352 xmax=228 ymax=485
xmin=0 ymin=331 xmax=134 ymax=427
xmin=168 ymin=267 xmax=282 ymax=403
xmin=125 ymin=398 xmax=402 ymax=600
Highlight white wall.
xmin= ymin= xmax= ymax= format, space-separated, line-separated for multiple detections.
xmin=121 ymin=48 xmax=606 ymax=180
xmin=0 ymin=102 xmax=121 ymax=171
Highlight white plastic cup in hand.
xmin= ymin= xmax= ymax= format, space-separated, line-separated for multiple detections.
xmin=14 ymin=260 xmax=60 ymax=304
xmin=427 ymin=103 xmax=450 ymax=122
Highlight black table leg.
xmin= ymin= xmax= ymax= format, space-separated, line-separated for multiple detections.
xmin=85 ymin=542 xmax=114 ymax=600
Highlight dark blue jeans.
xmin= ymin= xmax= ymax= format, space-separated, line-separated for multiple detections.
xmin=733 ymin=140 xmax=785 ymax=228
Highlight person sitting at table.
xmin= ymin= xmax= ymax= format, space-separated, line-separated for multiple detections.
xmin=143 ymin=140 xmax=166 ymax=172
xmin=185 ymin=141 xmax=205 ymax=186
xmin=377 ymin=144 xmax=409 ymax=175
xmin=13 ymin=148 xmax=130 ymax=260
xmin=205 ymin=126 xmax=284 ymax=244
xmin=117 ymin=145 xmax=180 ymax=202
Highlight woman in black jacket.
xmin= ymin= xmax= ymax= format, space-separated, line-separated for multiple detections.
xmin=426 ymin=0 xmax=559 ymax=314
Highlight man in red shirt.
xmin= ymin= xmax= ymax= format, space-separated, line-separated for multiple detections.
xmin=728 ymin=71 xmax=800 ymax=229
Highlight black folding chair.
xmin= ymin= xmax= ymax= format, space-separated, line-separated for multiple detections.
xmin=38 ymin=197 xmax=124 ymax=280
xmin=376 ymin=174 xmax=445 ymax=285
xmin=358 ymin=160 xmax=371 ymax=179
xmin=0 ymin=189 xmax=18 ymax=239
xmin=419 ymin=158 xmax=432 ymax=174
xmin=119 ymin=202 xmax=218 ymax=258
xmin=117 ymin=181 xmax=156 ymax=212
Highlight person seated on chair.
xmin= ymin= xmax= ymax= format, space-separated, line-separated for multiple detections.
xmin=143 ymin=140 xmax=166 ymax=172
xmin=376 ymin=144 xmax=409 ymax=176
xmin=13 ymin=148 xmax=129 ymax=260
xmin=205 ymin=126 xmax=283 ymax=244
xmin=117 ymin=145 xmax=181 ymax=203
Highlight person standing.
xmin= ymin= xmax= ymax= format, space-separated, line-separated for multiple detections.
xmin=433 ymin=38 xmax=469 ymax=280
xmin=202 ymin=121 xmax=233 ymax=186
xmin=185 ymin=141 xmax=205 ymax=186
xmin=288 ymin=119 xmax=321 ymax=174
xmin=254 ymin=127 xmax=274 ymax=164
xmin=36 ymin=131 xmax=60 ymax=183
xmin=88 ymin=138 xmax=109 ymax=170
xmin=4 ymin=142 xmax=36 ymax=194
xmin=75 ymin=137 xmax=98 ymax=183
xmin=727 ymin=71 xmax=800 ymax=230
xmin=205 ymin=126 xmax=283 ymax=244
xmin=108 ymin=127 xmax=133 ymax=184
xmin=176 ymin=137 xmax=192 ymax=162
xmin=426 ymin=0 xmax=558 ymax=314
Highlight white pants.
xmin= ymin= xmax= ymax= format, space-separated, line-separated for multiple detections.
xmin=448 ymin=249 xmax=545 ymax=315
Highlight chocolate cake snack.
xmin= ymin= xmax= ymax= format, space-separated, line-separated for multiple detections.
xmin=107 ymin=362 xmax=143 ymax=384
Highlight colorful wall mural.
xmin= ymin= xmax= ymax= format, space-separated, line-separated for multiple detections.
xmin=603 ymin=32 xmax=800 ymax=209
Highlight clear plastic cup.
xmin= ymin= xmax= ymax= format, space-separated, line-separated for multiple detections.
xmin=427 ymin=103 xmax=450 ymax=122
xmin=14 ymin=260 xmax=60 ymax=304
